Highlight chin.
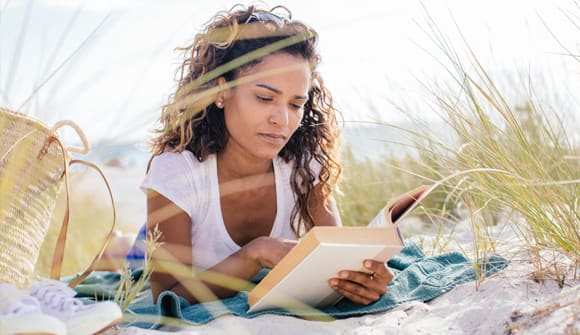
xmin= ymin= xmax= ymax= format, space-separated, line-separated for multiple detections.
xmin=253 ymin=151 xmax=280 ymax=161
xmin=251 ymin=147 xmax=284 ymax=161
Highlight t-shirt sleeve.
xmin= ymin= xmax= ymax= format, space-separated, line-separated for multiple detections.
xmin=140 ymin=152 xmax=193 ymax=217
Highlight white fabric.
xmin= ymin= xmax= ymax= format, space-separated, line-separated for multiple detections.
xmin=141 ymin=151 xmax=321 ymax=270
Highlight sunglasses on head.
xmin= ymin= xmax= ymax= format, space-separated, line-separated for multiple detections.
xmin=247 ymin=6 xmax=291 ymax=28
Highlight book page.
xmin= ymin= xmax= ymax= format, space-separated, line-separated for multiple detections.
xmin=389 ymin=184 xmax=432 ymax=223
xmin=368 ymin=184 xmax=435 ymax=228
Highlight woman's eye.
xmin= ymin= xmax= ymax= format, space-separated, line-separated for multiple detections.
xmin=256 ymin=95 xmax=272 ymax=102
xmin=290 ymin=103 xmax=304 ymax=110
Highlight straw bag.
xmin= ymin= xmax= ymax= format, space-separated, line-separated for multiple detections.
xmin=0 ymin=107 xmax=116 ymax=288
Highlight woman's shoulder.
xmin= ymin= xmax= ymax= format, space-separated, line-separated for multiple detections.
xmin=142 ymin=151 xmax=215 ymax=203
xmin=142 ymin=151 xmax=215 ymax=218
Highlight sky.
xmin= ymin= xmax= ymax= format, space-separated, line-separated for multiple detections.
xmin=1 ymin=0 xmax=579 ymax=145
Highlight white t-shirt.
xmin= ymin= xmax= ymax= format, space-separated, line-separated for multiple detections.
xmin=141 ymin=150 xmax=320 ymax=270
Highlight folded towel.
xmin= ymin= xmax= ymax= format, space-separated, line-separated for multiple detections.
xmin=71 ymin=242 xmax=508 ymax=328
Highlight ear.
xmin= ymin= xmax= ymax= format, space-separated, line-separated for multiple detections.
xmin=216 ymin=77 xmax=231 ymax=101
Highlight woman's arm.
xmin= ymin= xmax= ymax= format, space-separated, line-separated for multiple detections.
xmin=147 ymin=190 xmax=295 ymax=304
xmin=308 ymin=184 xmax=394 ymax=305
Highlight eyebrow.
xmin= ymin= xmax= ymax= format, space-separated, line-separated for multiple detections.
xmin=255 ymin=83 xmax=308 ymax=100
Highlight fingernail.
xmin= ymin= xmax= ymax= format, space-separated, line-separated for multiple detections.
xmin=339 ymin=271 xmax=348 ymax=279
xmin=329 ymin=279 xmax=337 ymax=286
xmin=365 ymin=261 xmax=372 ymax=268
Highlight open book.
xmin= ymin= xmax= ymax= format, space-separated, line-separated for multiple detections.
xmin=247 ymin=184 xmax=433 ymax=313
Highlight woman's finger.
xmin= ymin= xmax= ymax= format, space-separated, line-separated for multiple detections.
xmin=337 ymin=269 xmax=386 ymax=293
xmin=363 ymin=260 xmax=394 ymax=282
xmin=329 ymin=277 xmax=380 ymax=304
xmin=333 ymin=270 xmax=388 ymax=296
xmin=332 ymin=283 xmax=376 ymax=305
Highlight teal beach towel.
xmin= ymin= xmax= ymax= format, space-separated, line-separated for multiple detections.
xmin=72 ymin=242 xmax=508 ymax=328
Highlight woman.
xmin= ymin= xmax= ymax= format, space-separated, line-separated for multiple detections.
xmin=141 ymin=4 xmax=393 ymax=306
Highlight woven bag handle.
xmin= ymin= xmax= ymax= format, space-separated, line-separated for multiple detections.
xmin=50 ymin=120 xmax=90 ymax=155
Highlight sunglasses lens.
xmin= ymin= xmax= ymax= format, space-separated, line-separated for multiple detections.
xmin=249 ymin=12 xmax=285 ymax=27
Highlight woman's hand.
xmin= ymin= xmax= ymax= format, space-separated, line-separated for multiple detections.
xmin=329 ymin=259 xmax=394 ymax=305
xmin=243 ymin=236 xmax=297 ymax=270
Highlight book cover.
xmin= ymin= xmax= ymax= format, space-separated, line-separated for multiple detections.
xmin=247 ymin=184 xmax=432 ymax=313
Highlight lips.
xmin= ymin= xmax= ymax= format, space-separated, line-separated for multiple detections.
xmin=258 ymin=132 xmax=287 ymax=143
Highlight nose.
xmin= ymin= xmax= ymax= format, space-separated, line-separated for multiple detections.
xmin=269 ymin=105 xmax=289 ymax=126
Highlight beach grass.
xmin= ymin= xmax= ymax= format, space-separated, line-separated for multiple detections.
xmin=393 ymin=10 xmax=580 ymax=280
xmin=335 ymin=8 xmax=580 ymax=284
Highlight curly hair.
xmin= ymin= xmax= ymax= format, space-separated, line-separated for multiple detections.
xmin=150 ymin=4 xmax=341 ymax=236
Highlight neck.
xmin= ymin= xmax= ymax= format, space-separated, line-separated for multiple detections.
xmin=216 ymin=148 xmax=275 ymax=196
xmin=217 ymin=148 xmax=274 ymax=181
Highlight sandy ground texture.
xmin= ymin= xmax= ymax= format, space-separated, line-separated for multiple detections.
xmin=104 ymin=265 xmax=578 ymax=335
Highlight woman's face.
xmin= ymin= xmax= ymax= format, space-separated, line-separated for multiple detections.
xmin=220 ymin=52 xmax=311 ymax=161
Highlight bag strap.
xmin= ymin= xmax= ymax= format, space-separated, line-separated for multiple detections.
xmin=67 ymin=159 xmax=116 ymax=287
xmin=41 ymin=122 xmax=116 ymax=288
